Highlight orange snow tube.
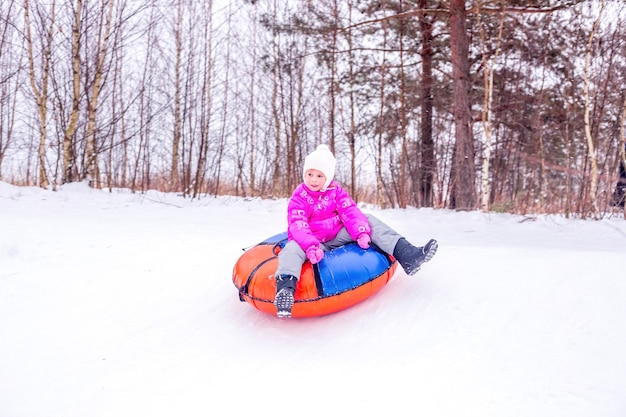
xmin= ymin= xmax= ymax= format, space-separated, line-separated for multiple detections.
xmin=232 ymin=232 xmax=398 ymax=318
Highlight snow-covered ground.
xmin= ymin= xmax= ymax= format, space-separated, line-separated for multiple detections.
xmin=1 ymin=181 xmax=625 ymax=417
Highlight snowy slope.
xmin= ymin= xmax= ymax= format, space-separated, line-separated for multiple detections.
xmin=1 ymin=181 xmax=625 ymax=417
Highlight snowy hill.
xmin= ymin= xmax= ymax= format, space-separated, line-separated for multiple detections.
xmin=1 ymin=182 xmax=625 ymax=417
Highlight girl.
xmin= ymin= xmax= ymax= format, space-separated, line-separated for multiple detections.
xmin=274 ymin=144 xmax=438 ymax=318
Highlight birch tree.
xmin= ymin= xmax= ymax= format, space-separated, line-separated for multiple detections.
xmin=170 ymin=0 xmax=183 ymax=191
xmin=582 ymin=0 xmax=604 ymax=218
xmin=84 ymin=0 xmax=115 ymax=188
xmin=478 ymin=6 xmax=504 ymax=212
xmin=24 ymin=0 xmax=56 ymax=189
xmin=62 ymin=0 xmax=82 ymax=184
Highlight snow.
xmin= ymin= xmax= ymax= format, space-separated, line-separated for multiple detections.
xmin=1 ymin=181 xmax=625 ymax=417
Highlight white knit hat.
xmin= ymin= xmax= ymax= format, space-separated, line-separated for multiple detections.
xmin=303 ymin=144 xmax=336 ymax=191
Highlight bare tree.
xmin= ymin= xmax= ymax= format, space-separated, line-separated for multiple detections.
xmin=169 ymin=0 xmax=183 ymax=192
xmin=260 ymin=0 xmax=310 ymax=196
xmin=268 ymin=0 xmax=283 ymax=196
xmin=582 ymin=0 xmax=605 ymax=218
xmin=62 ymin=0 xmax=82 ymax=184
xmin=0 ymin=0 xmax=21 ymax=180
xmin=616 ymin=96 xmax=626 ymax=217
xmin=375 ymin=3 xmax=390 ymax=208
xmin=24 ymin=0 xmax=56 ymax=189
xmin=195 ymin=0 xmax=215 ymax=198
xmin=131 ymin=4 xmax=158 ymax=192
xmin=344 ymin=0 xmax=358 ymax=198
xmin=396 ymin=0 xmax=409 ymax=209
xmin=83 ymin=0 xmax=115 ymax=188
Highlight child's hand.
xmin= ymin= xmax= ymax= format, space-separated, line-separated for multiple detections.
xmin=306 ymin=246 xmax=324 ymax=264
xmin=357 ymin=233 xmax=371 ymax=249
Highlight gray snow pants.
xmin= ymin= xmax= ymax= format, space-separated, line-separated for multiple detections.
xmin=274 ymin=214 xmax=403 ymax=280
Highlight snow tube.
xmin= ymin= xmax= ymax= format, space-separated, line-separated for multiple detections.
xmin=232 ymin=232 xmax=398 ymax=318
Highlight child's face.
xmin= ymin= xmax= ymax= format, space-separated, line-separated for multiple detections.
xmin=304 ymin=169 xmax=326 ymax=191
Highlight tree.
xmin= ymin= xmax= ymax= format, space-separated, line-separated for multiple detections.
xmin=615 ymin=96 xmax=626 ymax=215
xmin=84 ymin=0 xmax=115 ymax=188
xmin=477 ymin=3 xmax=505 ymax=212
xmin=24 ymin=0 xmax=56 ymax=189
xmin=0 ymin=0 xmax=21 ymax=181
xmin=62 ymin=0 xmax=82 ymax=184
xmin=448 ymin=0 xmax=475 ymax=210
xmin=582 ymin=0 xmax=605 ymax=218
xmin=417 ymin=0 xmax=436 ymax=207
xmin=170 ymin=0 xmax=183 ymax=191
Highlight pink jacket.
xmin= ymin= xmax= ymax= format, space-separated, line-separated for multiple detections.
xmin=286 ymin=181 xmax=371 ymax=251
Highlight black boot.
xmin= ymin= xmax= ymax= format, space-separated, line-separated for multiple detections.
xmin=393 ymin=238 xmax=438 ymax=276
xmin=274 ymin=275 xmax=297 ymax=318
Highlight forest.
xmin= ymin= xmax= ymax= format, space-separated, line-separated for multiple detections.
xmin=0 ymin=0 xmax=625 ymax=217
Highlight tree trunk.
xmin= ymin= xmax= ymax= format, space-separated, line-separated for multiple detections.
xmin=347 ymin=1 xmax=356 ymax=198
xmin=24 ymin=0 xmax=55 ymax=189
xmin=171 ymin=0 xmax=183 ymax=192
xmin=398 ymin=5 xmax=407 ymax=209
xmin=449 ymin=0 xmax=475 ymax=210
xmin=270 ymin=0 xmax=282 ymax=196
xmin=376 ymin=4 xmax=389 ymax=208
xmin=63 ymin=0 xmax=82 ymax=184
xmin=85 ymin=0 xmax=115 ymax=189
xmin=583 ymin=1 xmax=604 ymax=218
xmin=615 ymin=142 xmax=626 ymax=216
xmin=418 ymin=0 xmax=434 ymax=207
xmin=194 ymin=0 xmax=215 ymax=199
xmin=328 ymin=0 xmax=337 ymax=154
